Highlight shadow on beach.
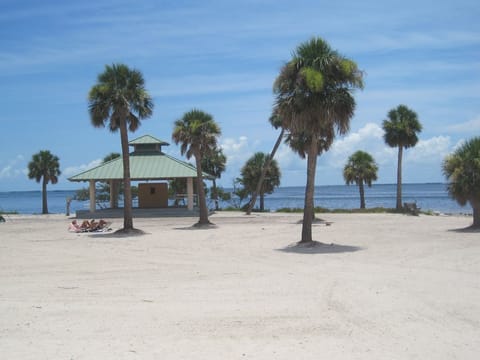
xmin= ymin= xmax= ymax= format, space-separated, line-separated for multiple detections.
xmin=278 ymin=241 xmax=363 ymax=255
xmin=174 ymin=223 xmax=218 ymax=230
xmin=448 ymin=226 xmax=480 ymax=234
xmin=87 ymin=228 xmax=148 ymax=238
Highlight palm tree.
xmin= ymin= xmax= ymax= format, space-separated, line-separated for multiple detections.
xmin=172 ymin=109 xmax=221 ymax=226
xmin=27 ymin=150 xmax=61 ymax=214
xmin=246 ymin=111 xmax=285 ymax=215
xmin=273 ymin=37 xmax=364 ymax=243
xmin=88 ymin=63 xmax=153 ymax=231
xmin=343 ymin=151 xmax=378 ymax=209
xmin=443 ymin=137 xmax=480 ymax=228
xmin=201 ymin=146 xmax=227 ymax=210
xmin=382 ymin=105 xmax=422 ymax=210
xmin=240 ymin=152 xmax=281 ymax=211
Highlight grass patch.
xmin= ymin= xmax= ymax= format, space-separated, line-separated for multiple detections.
xmin=0 ymin=210 xmax=18 ymax=215
xmin=275 ymin=207 xmax=437 ymax=216
xmin=276 ymin=207 xmax=411 ymax=214
xmin=220 ymin=206 xmax=270 ymax=213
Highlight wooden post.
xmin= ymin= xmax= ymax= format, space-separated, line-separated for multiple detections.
xmin=89 ymin=180 xmax=96 ymax=213
xmin=187 ymin=177 xmax=194 ymax=211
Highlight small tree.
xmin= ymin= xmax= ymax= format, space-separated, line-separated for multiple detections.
xmin=240 ymin=152 xmax=281 ymax=211
xmin=201 ymin=146 xmax=227 ymax=210
xmin=230 ymin=178 xmax=250 ymax=209
xmin=343 ymin=151 xmax=378 ymax=209
xmin=246 ymin=111 xmax=285 ymax=215
xmin=443 ymin=137 xmax=480 ymax=228
xmin=28 ymin=150 xmax=61 ymax=214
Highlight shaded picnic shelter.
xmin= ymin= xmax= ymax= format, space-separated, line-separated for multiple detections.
xmin=68 ymin=134 xmax=209 ymax=218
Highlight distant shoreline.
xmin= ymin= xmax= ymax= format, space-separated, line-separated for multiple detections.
xmin=0 ymin=182 xmax=449 ymax=193
xmin=0 ymin=183 xmax=468 ymax=215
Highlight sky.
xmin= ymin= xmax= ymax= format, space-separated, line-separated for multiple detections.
xmin=0 ymin=0 xmax=479 ymax=192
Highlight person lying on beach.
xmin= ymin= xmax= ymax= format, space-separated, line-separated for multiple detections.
xmin=81 ymin=220 xmax=92 ymax=231
xmin=68 ymin=219 xmax=110 ymax=232
xmin=97 ymin=219 xmax=108 ymax=230
xmin=68 ymin=220 xmax=82 ymax=232
xmin=89 ymin=219 xmax=99 ymax=230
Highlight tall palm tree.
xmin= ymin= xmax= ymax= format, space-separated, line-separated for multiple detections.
xmin=201 ymin=146 xmax=227 ymax=211
xmin=240 ymin=152 xmax=281 ymax=211
xmin=88 ymin=63 xmax=153 ymax=231
xmin=443 ymin=137 xmax=480 ymax=228
xmin=343 ymin=151 xmax=378 ymax=209
xmin=27 ymin=150 xmax=61 ymax=214
xmin=382 ymin=105 xmax=422 ymax=210
xmin=172 ymin=109 xmax=221 ymax=226
xmin=273 ymin=37 xmax=363 ymax=243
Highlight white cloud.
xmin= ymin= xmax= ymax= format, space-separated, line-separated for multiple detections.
xmin=317 ymin=125 xmax=456 ymax=184
xmin=220 ymin=136 xmax=254 ymax=173
xmin=0 ymin=155 xmax=26 ymax=179
xmin=405 ymin=136 xmax=452 ymax=163
xmin=327 ymin=123 xmax=388 ymax=168
xmin=63 ymin=159 xmax=102 ymax=177
xmin=446 ymin=116 xmax=480 ymax=133
xmin=0 ymin=165 xmax=17 ymax=179
xmin=275 ymin=142 xmax=304 ymax=170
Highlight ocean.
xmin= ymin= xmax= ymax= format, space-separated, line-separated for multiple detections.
xmin=0 ymin=183 xmax=470 ymax=215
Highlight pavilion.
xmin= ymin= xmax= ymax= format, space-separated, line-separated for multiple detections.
xmin=68 ymin=134 xmax=210 ymax=217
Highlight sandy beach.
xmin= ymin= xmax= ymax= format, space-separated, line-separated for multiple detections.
xmin=0 ymin=212 xmax=479 ymax=359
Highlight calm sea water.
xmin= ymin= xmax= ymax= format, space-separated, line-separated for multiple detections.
xmin=0 ymin=183 xmax=470 ymax=215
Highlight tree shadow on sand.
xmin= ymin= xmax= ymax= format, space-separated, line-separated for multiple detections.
xmin=448 ymin=225 xmax=480 ymax=234
xmin=295 ymin=217 xmax=333 ymax=226
xmin=174 ymin=222 xmax=218 ymax=230
xmin=88 ymin=228 xmax=148 ymax=238
xmin=278 ymin=241 xmax=363 ymax=255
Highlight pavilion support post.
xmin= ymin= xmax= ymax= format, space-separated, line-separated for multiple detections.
xmin=187 ymin=177 xmax=194 ymax=211
xmin=89 ymin=180 xmax=96 ymax=213
xmin=110 ymin=180 xmax=119 ymax=209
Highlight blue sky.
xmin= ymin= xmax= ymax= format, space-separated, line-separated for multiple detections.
xmin=0 ymin=0 xmax=479 ymax=191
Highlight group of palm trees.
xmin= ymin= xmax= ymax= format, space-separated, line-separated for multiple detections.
xmin=343 ymin=104 xmax=423 ymax=211
xmin=27 ymin=36 xmax=480 ymax=236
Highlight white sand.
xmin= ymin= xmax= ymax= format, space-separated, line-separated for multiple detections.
xmin=0 ymin=212 xmax=479 ymax=359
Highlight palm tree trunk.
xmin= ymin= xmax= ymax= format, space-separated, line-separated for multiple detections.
xmin=110 ymin=180 xmax=119 ymax=209
xmin=472 ymin=201 xmax=480 ymax=228
xmin=396 ymin=146 xmax=403 ymax=210
xmin=260 ymin=192 xmax=265 ymax=211
xmin=359 ymin=181 xmax=365 ymax=209
xmin=119 ymin=120 xmax=133 ymax=230
xmin=42 ymin=177 xmax=48 ymax=214
xmin=195 ymin=154 xmax=210 ymax=225
xmin=212 ymin=179 xmax=219 ymax=211
xmin=300 ymin=136 xmax=319 ymax=244
xmin=246 ymin=128 xmax=285 ymax=215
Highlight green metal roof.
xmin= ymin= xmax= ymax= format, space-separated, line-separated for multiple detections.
xmin=129 ymin=134 xmax=169 ymax=146
xmin=69 ymin=153 xmax=212 ymax=182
